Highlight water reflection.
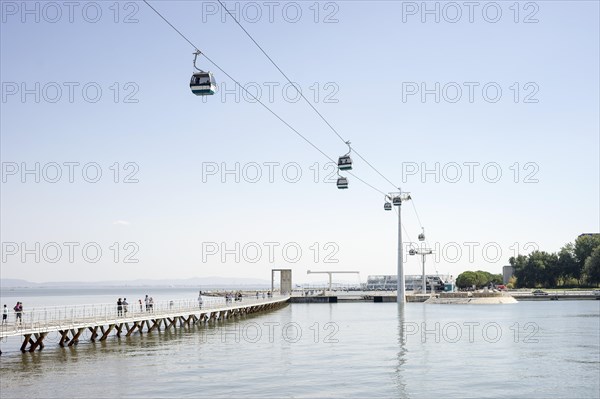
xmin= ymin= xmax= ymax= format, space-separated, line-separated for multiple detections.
xmin=395 ymin=303 xmax=409 ymax=399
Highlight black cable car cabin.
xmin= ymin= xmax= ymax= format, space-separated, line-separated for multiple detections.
xmin=384 ymin=202 xmax=392 ymax=211
xmin=338 ymin=155 xmax=353 ymax=171
xmin=337 ymin=177 xmax=348 ymax=189
xmin=190 ymin=72 xmax=216 ymax=95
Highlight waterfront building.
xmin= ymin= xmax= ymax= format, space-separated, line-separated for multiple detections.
xmin=366 ymin=275 xmax=449 ymax=292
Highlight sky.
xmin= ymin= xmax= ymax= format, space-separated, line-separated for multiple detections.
xmin=1 ymin=0 xmax=599 ymax=285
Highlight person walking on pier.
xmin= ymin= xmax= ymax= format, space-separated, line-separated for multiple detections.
xmin=14 ymin=302 xmax=22 ymax=324
xmin=145 ymin=295 xmax=150 ymax=312
xmin=149 ymin=297 xmax=154 ymax=312
xmin=2 ymin=304 xmax=8 ymax=324
xmin=123 ymin=298 xmax=129 ymax=315
xmin=198 ymin=291 xmax=203 ymax=309
xmin=117 ymin=298 xmax=123 ymax=317
xmin=138 ymin=299 xmax=143 ymax=312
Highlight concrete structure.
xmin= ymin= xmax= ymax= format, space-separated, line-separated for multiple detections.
xmin=503 ymin=265 xmax=514 ymax=285
xmin=271 ymin=268 xmax=292 ymax=295
xmin=306 ymin=270 xmax=360 ymax=291
xmin=425 ymin=293 xmax=518 ymax=304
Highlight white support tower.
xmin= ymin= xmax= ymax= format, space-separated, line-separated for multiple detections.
xmin=386 ymin=190 xmax=412 ymax=304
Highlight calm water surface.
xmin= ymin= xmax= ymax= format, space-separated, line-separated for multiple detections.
xmin=0 ymin=290 xmax=598 ymax=398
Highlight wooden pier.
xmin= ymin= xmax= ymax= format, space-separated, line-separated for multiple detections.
xmin=0 ymin=296 xmax=289 ymax=353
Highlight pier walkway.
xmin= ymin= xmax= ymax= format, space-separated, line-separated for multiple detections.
xmin=0 ymin=295 xmax=289 ymax=353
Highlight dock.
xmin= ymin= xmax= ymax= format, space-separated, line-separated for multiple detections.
xmin=0 ymin=295 xmax=289 ymax=353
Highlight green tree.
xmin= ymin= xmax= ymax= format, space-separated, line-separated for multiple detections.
xmin=584 ymin=247 xmax=600 ymax=286
xmin=557 ymin=244 xmax=578 ymax=286
xmin=456 ymin=270 xmax=503 ymax=288
xmin=531 ymin=251 xmax=559 ymax=287
xmin=574 ymin=235 xmax=600 ymax=284
xmin=456 ymin=271 xmax=477 ymax=288
xmin=512 ymin=251 xmax=557 ymax=288
xmin=511 ymin=254 xmax=532 ymax=287
xmin=475 ymin=271 xmax=491 ymax=287
xmin=542 ymin=252 xmax=560 ymax=287
xmin=490 ymin=273 xmax=503 ymax=285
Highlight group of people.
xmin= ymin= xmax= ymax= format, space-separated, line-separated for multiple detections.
xmin=2 ymin=302 xmax=23 ymax=325
xmin=225 ymin=292 xmax=244 ymax=303
xmin=144 ymin=295 xmax=154 ymax=312
xmin=116 ymin=295 xmax=156 ymax=316
xmin=116 ymin=298 xmax=129 ymax=316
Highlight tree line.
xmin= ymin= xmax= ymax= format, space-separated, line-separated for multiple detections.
xmin=455 ymin=234 xmax=600 ymax=289
xmin=508 ymin=234 xmax=600 ymax=288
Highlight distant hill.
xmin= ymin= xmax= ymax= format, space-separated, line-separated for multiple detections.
xmin=0 ymin=277 xmax=270 ymax=289
xmin=0 ymin=279 xmax=40 ymax=288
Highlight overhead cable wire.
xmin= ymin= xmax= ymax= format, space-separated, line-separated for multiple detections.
xmin=411 ymin=200 xmax=424 ymax=230
xmin=142 ymin=0 xmax=388 ymax=197
xmin=215 ymin=0 xmax=427 ymax=229
xmin=215 ymin=0 xmax=402 ymax=191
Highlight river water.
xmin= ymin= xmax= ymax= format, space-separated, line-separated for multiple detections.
xmin=0 ymin=289 xmax=598 ymax=398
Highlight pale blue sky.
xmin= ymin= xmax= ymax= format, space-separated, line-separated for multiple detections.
xmin=1 ymin=1 xmax=598 ymax=284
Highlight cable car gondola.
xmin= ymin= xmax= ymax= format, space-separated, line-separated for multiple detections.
xmin=338 ymin=141 xmax=353 ymax=171
xmin=337 ymin=176 xmax=348 ymax=189
xmin=190 ymin=72 xmax=216 ymax=95
xmin=190 ymin=50 xmax=216 ymax=96
xmin=418 ymin=228 xmax=426 ymax=242
xmin=384 ymin=195 xmax=392 ymax=210
xmin=392 ymin=196 xmax=402 ymax=206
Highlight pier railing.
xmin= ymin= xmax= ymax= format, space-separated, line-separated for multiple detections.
xmin=0 ymin=295 xmax=284 ymax=336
